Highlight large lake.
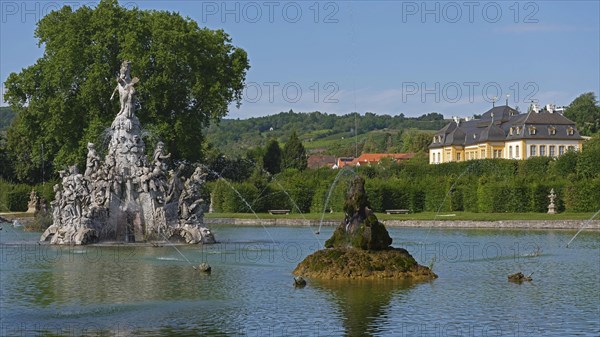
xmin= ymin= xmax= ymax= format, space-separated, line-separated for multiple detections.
xmin=1 ymin=223 xmax=598 ymax=336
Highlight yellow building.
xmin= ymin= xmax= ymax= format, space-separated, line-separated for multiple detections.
xmin=429 ymin=104 xmax=584 ymax=164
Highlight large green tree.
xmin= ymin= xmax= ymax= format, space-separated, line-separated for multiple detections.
xmin=564 ymin=92 xmax=600 ymax=136
xmin=263 ymin=139 xmax=282 ymax=175
xmin=282 ymin=130 xmax=307 ymax=171
xmin=401 ymin=129 xmax=434 ymax=153
xmin=3 ymin=0 xmax=249 ymax=183
xmin=576 ymin=133 xmax=600 ymax=179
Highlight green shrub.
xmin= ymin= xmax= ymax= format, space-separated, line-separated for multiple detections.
xmin=6 ymin=185 xmax=30 ymax=212
xmin=518 ymin=157 xmax=552 ymax=180
xmin=410 ymin=184 xmax=426 ymax=213
xmin=424 ymin=176 xmax=450 ymax=212
xmin=564 ymin=178 xmax=600 ymax=212
xmin=221 ymin=182 xmax=259 ymax=213
xmin=506 ymin=183 xmax=530 ymax=213
xmin=530 ymin=183 xmax=550 ymax=213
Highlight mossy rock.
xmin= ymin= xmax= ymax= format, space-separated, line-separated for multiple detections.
xmin=325 ymin=218 xmax=392 ymax=251
xmin=294 ymin=247 xmax=437 ymax=280
xmin=325 ymin=176 xmax=392 ymax=251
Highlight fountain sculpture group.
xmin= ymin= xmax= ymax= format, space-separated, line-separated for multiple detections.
xmin=40 ymin=61 xmax=215 ymax=245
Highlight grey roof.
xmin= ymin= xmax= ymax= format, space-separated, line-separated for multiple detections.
xmin=429 ymin=105 xmax=583 ymax=149
xmin=480 ymin=123 xmax=506 ymax=142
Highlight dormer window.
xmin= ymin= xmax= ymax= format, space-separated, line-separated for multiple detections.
xmin=567 ymin=127 xmax=574 ymax=136
xmin=548 ymin=126 xmax=556 ymax=135
xmin=516 ymin=127 xmax=521 ymax=134
xmin=509 ymin=127 xmax=514 ymax=135
xmin=528 ymin=126 xmax=537 ymax=135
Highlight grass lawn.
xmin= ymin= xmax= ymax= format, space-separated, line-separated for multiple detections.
xmin=0 ymin=212 xmax=35 ymax=218
xmin=205 ymin=211 xmax=598 ymax=221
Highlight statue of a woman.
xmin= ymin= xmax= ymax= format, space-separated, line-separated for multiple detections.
xmin=110 ymin=61 xmax=139 ymax=118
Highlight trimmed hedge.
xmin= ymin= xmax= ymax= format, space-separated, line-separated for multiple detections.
xmin=564 ymin=178 xmax=600 ymax=212
xmin=208 ymin=154 xmax=600 ymax=214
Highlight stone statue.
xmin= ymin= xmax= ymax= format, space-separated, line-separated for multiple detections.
xmin=166 ymin=164 xmax=185 ymax=203
xmin=153 ymin=141 xmax=171 ymax=170
xmin=547 ymin=188 xmax=557 ymax=214
xmin=84 ymin=143 xmax=100 ymax=177
xmin=111 ymin=60 xmax=139 ymax=119
xmin=27 ymin=190 xmax=39 ymax=213
xmin=179 ymin=166 xmax=207 ymax=224
xmin=41 ymin=60 xmax=215 ymax=246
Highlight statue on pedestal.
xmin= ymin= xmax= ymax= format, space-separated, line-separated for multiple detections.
xmin=27 ymin=190 xmax=39 ymax=213
xmin=547 ymin=188 xmax=557 ymax=214
xmin=111 ymin=60 xmax=139 ymax=119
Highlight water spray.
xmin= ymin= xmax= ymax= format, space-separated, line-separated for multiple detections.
xmin=199 ymin=163 xmax=277 ymax=246
xmin=565 ymin=208 xmax=600 ymax=248
xmin=157 ymin=230 xmax=197 ymax=269
xmin=317 ymin=166 xmax=359 ymax=236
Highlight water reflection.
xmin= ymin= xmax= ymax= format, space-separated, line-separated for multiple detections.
xmin=312 ymin=279 xmax=420 ymax=337
xmin=5 ymin=245 xmax=213 ymax=307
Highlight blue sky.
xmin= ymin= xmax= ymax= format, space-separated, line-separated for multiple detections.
xmin=1 ymin=1 xmax=599 ymax=119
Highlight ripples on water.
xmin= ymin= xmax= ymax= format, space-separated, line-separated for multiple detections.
xmin=1 ymin=223 xmax=598 ymax=336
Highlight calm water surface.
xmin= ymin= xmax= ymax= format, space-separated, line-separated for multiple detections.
xmin=1 ymin=223 xmax=598 ymax=336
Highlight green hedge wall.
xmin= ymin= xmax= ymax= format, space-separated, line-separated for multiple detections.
xmin=207 ymin=152 xmax=600 ymax=214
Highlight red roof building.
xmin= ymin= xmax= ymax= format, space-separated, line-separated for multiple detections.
xmin=336 ymin=153 xmax=414 ymax=168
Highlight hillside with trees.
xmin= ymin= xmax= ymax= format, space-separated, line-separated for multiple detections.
xmin=205 ymin=110 xmax=446 ymax=157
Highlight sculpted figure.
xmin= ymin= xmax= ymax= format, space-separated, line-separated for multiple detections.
xmin=165 ymin=164 xmax=185 ymax=203
xmin=84 ymin=143 xmax=100 ymax=177
xmin=179 ymin=166 xmax=207 ymax=222
xmin=27 ymin=190 xmax=39 ymax=212
xmin=110 ymin=60 xmax=139 ymax=118
xmin=153 ymin=142 xmax=171 ymax=170
xmin=139 ymin=167 xmax=152 ymax=193
xmin=51 ymin=184 xmax=62 ymax=222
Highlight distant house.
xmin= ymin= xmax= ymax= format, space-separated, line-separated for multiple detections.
xmin=428 ymin=104 xmax=584 ymax=164
xmin=307 ymin=155 xmax=337 ymax=169
xmin=351 ymin=153 xmax=415 ymax=166
xmin=334 ymin=153 xmax=415 ymax=168
xmin=335 ymin=157 xmax=355 ymax=168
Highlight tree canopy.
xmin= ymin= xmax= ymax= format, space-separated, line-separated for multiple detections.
xmin=3 ymin=0 xmax=249 ymax=183
xmin=564 ymin=92 xmax=600 ymax=136
xmin=282 ymin=130 xmax=307 ymax=171
xmin=263 ymin=139 xmax=282 ymax=175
